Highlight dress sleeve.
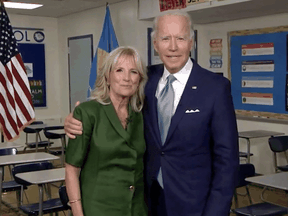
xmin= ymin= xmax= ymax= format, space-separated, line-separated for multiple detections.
xmin=65 ymin=105 xmax=94 ymax=167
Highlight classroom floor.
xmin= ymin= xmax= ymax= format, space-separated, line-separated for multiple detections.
xmin=2 ymin=161 xmax=288 ymax=216
xmin=1 ymin=158 xmax=68 ymax=216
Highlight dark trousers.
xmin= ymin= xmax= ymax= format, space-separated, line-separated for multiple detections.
xmin=150 ymin=180 xmax=167 ymax=216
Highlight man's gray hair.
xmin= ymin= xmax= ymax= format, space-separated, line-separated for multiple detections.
xmin=151 ymin=11 xmax=194 ymax=41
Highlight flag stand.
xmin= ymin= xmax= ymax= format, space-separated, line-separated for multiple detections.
xmin=1 ymin=132 xmax=4 ymax=143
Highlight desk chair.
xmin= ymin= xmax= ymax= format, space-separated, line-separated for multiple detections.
xmin=234 ymin=163 xmax=255 ymax=208
xmin=239 ymin=152 xmax=254 ymax=163
xmin=233 ymin=164 xmax=288 ymax=216
xmin=268 ymin=136 xmax=288 ymax=173
xmin=43 ymin=126 xmax=65 ymax=156
xmin=12 ymin=162 xmax=67 ymax=215
xmin=0 ymin=148 xmax=27 ymax=207
xmin=59 ymin=185 xmax=71 ymax=210
xmin=23 ymin=121 xmax=53 ymax=152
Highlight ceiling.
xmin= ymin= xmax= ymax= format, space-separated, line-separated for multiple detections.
xmin=4 ymin=0 xmax=288 ymax=23
xmin=4 ymin=0 xmax=128 ymax=18
xmin=187 ymin=0 xmax=288 ymax=24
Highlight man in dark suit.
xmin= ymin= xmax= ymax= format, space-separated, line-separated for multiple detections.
xmin=64 ymin=11 xmax=239 ymax=216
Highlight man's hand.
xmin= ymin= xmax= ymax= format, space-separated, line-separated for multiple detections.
xmin=64 ymin=101 xmax=82 ymax=139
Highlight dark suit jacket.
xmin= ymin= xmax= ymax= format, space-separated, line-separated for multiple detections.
xmin=143 ymin=59 xmax=239 ymax=216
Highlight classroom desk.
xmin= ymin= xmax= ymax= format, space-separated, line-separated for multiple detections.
xmin=15 ymin=168 xmax=65 ymax=216
xmin=0 ymin=152 xmax=59 ymax=211
xmin=246 ymin=172 xmax=288 ymax=191
xmin=25 ymin=124 xmax=47 ymax=152
xmin=238 ymin=130 xmax=285 ymax=163
xmin=0 ymin=142 xmax=23 ymax=149
xmin=45 ymin=129 xmax=66 ymax=167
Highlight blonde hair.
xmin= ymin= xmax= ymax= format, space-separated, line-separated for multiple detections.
xmin=151 ymin=11 xmax=194 ymax=41
xmin=90 ymin=46 xmax=147 ymax=112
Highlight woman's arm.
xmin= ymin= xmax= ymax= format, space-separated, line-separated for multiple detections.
xmin=65 ymin=162 xmax=83 ymax=216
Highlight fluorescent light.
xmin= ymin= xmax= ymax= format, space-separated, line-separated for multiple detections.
xmin=4 ymin=2 xmax=43 ymax=10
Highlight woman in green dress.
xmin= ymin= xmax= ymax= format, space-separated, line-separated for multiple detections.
xmin=65 ymin=46 xmax=148 ymax=216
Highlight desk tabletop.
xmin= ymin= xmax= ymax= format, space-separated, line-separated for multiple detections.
xmin=0 ymin=152 xmax=59 ymax=166
xmin=238 ymin=130 xmax=284 ymax=139
xmin=15 ymin=168 xmax=65 ymax=184
xmin=0 ymin=142 xmax=23 ymax=149
xmin=246 ymin=172 xmax=288 ymax=190
xmin=46 ymin=129 xmax=65 ymax=135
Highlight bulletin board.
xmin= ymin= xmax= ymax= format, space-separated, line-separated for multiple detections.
xmin=18 ymin=43 xmax=46 ymax=107
xmin=228 ymin=26 xmax=288 ymax=121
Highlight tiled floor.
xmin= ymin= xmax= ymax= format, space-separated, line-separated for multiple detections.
xmin=1 ymin=159 xmax=69 ymax=216
xmin=2 ymin=162 xmax=288 ymax=215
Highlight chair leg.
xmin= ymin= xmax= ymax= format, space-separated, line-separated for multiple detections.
xmin=20 ymin=185 xmax=24 ymax=205
xmin=16 ymin=190 xmax=21 ymax=207
xmin=273 ymin=152 xmax=278 ymax=173
xmin=24 ymin=190 xmax=29 ymax=204
xmin=234 ymin=190 xmax=238 ymax=208
xmin=245 ymin=185 xmax=253 ymax=204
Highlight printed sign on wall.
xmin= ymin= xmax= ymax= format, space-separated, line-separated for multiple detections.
xmin=242 ymin=43 xmax=274 ymax=56
xmin=159 ymin=0 xmax=186 ymax=12
xmin=210 ymin=38 xmax=223 ymax=69
xmin=242 ymin=92 xmax=273 ymax=106
xmin=13 ymin=28 xmax=46 ymax=107
xmin=187 ymin=0 xmax=209 ymax=6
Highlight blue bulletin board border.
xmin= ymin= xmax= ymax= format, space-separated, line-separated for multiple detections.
xmin=229 ymin=26 xmax=288 ymax=121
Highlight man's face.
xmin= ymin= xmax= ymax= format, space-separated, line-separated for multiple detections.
xmin=153 ymin=15 xmax=193 ymax=74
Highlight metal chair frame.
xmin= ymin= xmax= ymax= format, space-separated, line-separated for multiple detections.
xmin=268 ymin=136 xmax=288 ymax=173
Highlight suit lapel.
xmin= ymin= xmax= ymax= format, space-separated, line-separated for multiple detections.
xmin=102 ymin=103 xmax=130 ymax=143
xmin=165 ymin=60 xmax=203 ymax=144
xmin=146 ymin=65 xmax=163 ymax=146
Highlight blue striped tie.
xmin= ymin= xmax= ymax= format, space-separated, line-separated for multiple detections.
xmin=157 ymin=74 xmax=176 ymax=187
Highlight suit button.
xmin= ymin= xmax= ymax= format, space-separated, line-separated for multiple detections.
xmin=129 ymin=185 xmax=135 ymax=191
xmin=161 ymin=152 xmax=165 ymax=156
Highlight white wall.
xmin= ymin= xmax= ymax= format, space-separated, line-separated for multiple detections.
xmin=57 ymin=0 xmax=152 ymax=118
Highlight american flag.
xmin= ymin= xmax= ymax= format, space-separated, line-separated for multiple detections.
xmin=0 ymin=3 xmax=35 ymax=141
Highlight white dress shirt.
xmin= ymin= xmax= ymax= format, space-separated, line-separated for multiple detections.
xmin=156 ymin=58 xmax=193 ymax=114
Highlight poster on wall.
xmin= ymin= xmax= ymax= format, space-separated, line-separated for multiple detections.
xmin=241 ymin=76 xmax=274 ymax=88
xmin=187 ymin=0 xmax=209 ymax=6
xmin=13 ymin=28 xmax=46 ymax=107
xmin=286 ymin=74 xmax=288 ymax=111
xmin=159 ymin=0 xmax=186 ymax=12
xmin=209 ymin=38 xmax=223 ymax=70
xmin=242 ymin=92 xmax=273 ymax=106
xmin=241 ymin=60 xmax=274 ymax=72
xmin=242 ymin=43 xmax=274 ymax=56
xmin=147 ymin=28 xmax=162 ymax=66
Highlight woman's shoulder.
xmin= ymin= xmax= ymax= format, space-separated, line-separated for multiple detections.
xmin=74 ymin=100 xmax=103 ymax=115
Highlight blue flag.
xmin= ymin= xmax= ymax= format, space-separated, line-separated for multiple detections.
xmin=87 ymin=5 xmax=119 ymax=98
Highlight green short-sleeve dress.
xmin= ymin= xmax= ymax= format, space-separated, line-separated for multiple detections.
xmin=65 ymin=100 xmax=147 ymax=216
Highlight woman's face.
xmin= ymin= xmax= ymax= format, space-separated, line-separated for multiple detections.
xmin=108 ymin=55 xmax=141 ymax=100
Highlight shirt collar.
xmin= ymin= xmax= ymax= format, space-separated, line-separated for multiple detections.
xmin=162 ymin=58 xmax=193 ymax=85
